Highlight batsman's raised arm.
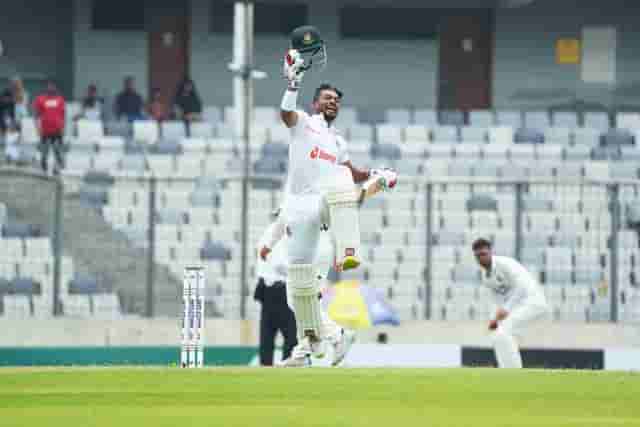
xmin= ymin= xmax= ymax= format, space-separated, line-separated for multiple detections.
xmin=280 ymin=49 xmax=304 ymax=128
xmin=341 ymin=160 xmax=370 ymax=184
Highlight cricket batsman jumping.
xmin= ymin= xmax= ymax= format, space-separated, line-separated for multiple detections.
xmin=278 ymin=25 xmax=398 ymax=366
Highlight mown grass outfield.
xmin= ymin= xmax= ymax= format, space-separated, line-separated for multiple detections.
xmin=0 ymin=367 xmax=638 ymax=427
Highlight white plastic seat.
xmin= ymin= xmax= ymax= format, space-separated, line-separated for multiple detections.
xmin=543 ymin=127 xmax=572 ymax=145
xmin=161 ymin=121 xmax=187 ymax=140
xmin=460 ymin=126 xmax=487 ymax=143
xmin=189 ymin=122 xmax=214 ymax=139
xmin=470 ymin=211 xmax=500 ymax=230
xmin=524 ymin=111 xmax=550 ymax=129
xmin=348 ymin=124 xmax=374 ymax=141
xmin=62 ymin=295 xmax=92 ymax=318
xmin=404 ymin=125 xmax=430 ymax=142
xmin=133 ymin=120 xmax=160 ymax=144
xmin=495 ymin=111 xmax=522 ymax=128
xmin=76 ymin=119 xmax=105 ymax=143
xmin=377 ymin=124 xmax=403 ymax=144
xmin=92 ymin=294 xmax=122 ymax=319
xmin=202 ymin=105 xmax=221 ymax=125
xmin=483 ymin=144 xmax=508 ymax=161
xmin=508 ymin=144 xmax=535 ymax=161
xmin=92 ymin=152 xmax=121 ymax=171
xmin=553 ymin=111 xmax=578 ymax=128
xmin=335 ymin=107 xmax=357 ymax=127
xmin=535 ymin=144 xmax=563 ymax=161
xmin=525 ymin=212 xmax=557 ymax=232
xmin=573 ymin=127 xmax=601 ymax=147
xmin=385 ymin=108 xmax=411 ymax=125
xmin=564 ymin=145 xmax=591 ymax=161
xmin=469 ymin=110 xmax=494 ymax=127
xmin=253 ymin=106 xmax=278 ymax=125
xmin=24 ymin=238 xmax=51 ymax=260
xmin=414 ymin=109 xmax=438 ymax=126
xmin=544 ymin=247 xmax=573 ymax=268
xmin=269 ymin=124 xmax=290 ymax=144
xmin=32 ymin=296 xmax=52 ymax=318
xmin=146 ymin=156 xmax=175 ymax=176
xmin=2 ymin=295 xmax=31 ymax=318
xmin=584 ymin=112 xmax=610 ymax=131
xmin=65 ymin=153 xmax=93 ymax=172
xmin=98 ymin=136 xmax=125 ymax=151
xmin=180 ymin=137 xmax=209 ymax=153
xmin=426 ymin=144 xmax=455 ymax=160
xmin=20 ymin=117 xmax=40 ymax=144
xmin=583 ymin=161 xmax=610 ymax=180
xmin=616 ymin=112 xmax=640 ymax=130
xmin=488 ymin=126 xmax=514 ymax=144
xmin=432 ymin=126 xmax=458 ymax=142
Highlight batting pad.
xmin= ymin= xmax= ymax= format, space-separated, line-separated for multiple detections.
xmin=289 ymin=263 xmax=323 ymax=341
xmin=326 ymin=189 xmax=361 ymax=264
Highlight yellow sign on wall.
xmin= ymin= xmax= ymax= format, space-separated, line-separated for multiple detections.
xmin=556 ymin=38 xmax=581 ymax=64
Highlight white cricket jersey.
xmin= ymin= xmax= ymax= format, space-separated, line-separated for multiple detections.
xmin=256 ymin=222 xmax=288 ymax=286
xmin=286 ymin=111 xmax=350 ymax=196
xmin=481 ymin=256 xmax=546 ymax=311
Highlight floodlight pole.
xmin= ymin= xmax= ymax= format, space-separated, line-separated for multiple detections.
xmin=230 ymin=2 xmax=266 ymax=319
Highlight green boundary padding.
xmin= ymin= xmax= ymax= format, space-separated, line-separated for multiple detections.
xmin=0 ymin=346 xmax=259 ymax=366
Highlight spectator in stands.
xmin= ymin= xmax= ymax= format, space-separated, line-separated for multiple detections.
xmin=1 ymin=89 xmax=19 ymax=162
xmin=10 ymin=76 xmax=29 ymax=124
xmin=0 ymin=89 xmax=15 ymax=135
xmin=75 ymin=84 xmax=103 ymax=121
xmin=146 ymin=88 xmax=170 ymax=122
xmin=173 ymin=78 xmax=202 ymax=124
xmin=33 ymin=79 xmax=66 ymax=175
xmin=114 ymin=76 xmax=144 ymax=122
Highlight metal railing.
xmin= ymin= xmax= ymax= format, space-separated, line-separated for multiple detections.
xmin=1 ymin=167 xmax=639 ymax=323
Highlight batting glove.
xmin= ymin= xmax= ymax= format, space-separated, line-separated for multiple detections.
xmin=370 ymin=167 xmax=398 ymax=192
xmin=283 ymin=49 xmax=305 ymax=90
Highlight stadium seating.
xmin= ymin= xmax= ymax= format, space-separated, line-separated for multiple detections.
xmin=7 ymin=103 xmax=640 ymax=323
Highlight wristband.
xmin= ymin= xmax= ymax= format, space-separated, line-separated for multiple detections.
xmin=280 ymin=89 xmax=298 ymax=112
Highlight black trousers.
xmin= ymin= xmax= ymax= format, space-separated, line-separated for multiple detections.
xmin=40 ymin=134 xmax=64 ymax=172
xmin=254 ymin=279 xmax=297 ymax=366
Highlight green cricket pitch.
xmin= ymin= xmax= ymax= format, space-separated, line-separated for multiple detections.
xmin=0 ymin=367 xmax=638 ymax=427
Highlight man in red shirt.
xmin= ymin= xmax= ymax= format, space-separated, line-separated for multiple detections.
xmin=33 ymin=80 xmax=66 ymax=174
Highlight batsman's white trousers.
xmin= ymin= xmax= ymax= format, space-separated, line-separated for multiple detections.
xmin=492 ymin=302 xmax=549 ymax=368
xmin=284 ymin=193 xmax=328 ymax=265
xmin=284 ymin=165 xmax=359 ymax=265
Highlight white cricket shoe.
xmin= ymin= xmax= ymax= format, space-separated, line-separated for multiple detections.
xmin=331 ymin=329 xmax=356 ymax=366
xmin=279 ymin=337 xmax=323 ymax=367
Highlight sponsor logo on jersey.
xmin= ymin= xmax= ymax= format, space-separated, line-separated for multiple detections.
xmin=309 ymin=146 xmax=336 ymax=163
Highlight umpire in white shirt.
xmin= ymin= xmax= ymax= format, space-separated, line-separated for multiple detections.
xmin=254 ymin=209 xmax=297 ymax=366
